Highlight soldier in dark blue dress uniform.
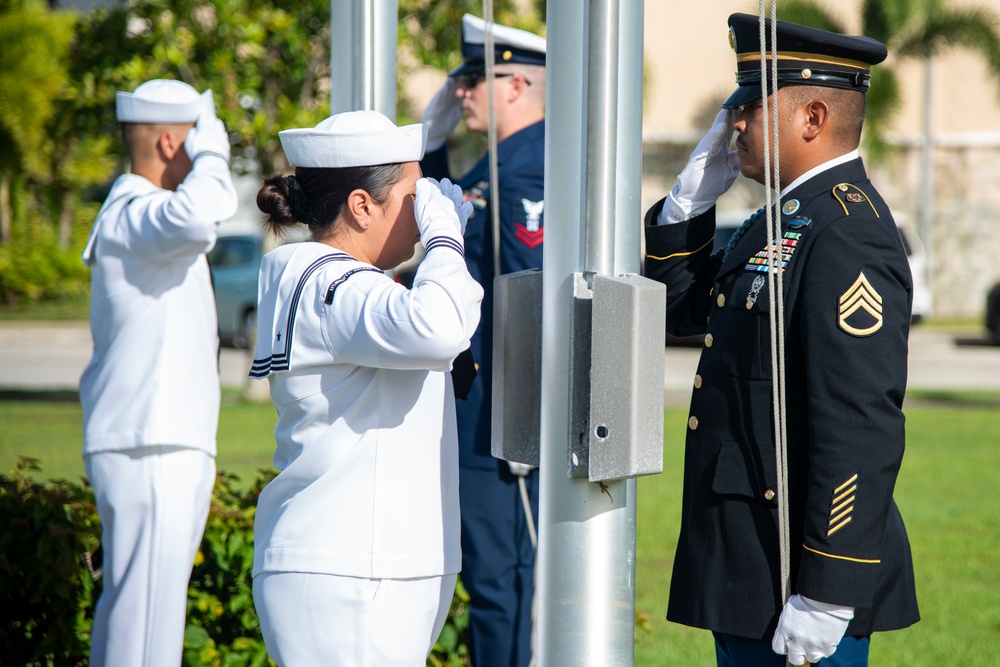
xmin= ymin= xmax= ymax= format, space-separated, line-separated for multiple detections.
xmin=644 ymin=14 xmax=919 ymax=667
xmin=420 ymin=14 xmax=546 ymax=667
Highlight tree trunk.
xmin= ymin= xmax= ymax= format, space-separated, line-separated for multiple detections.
xmin=0 ymin=172 xmax=10 ymax=245
xmin=59 ymin=188 xmax=73 ymax=249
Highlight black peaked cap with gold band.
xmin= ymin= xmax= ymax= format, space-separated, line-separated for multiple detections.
xmin=722 ymin=12 xmax=887 ymax=109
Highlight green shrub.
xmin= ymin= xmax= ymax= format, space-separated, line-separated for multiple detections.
xmin=0 ymin=457 xmax=99 ymax=666
xmin=0 ymin=460 xmax=472 ymax=666
xmin=0 ymin=206 xmax=94 ymax=308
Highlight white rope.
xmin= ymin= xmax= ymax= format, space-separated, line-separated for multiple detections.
xmin=482 ymin=4 xmax=535 ymax=665
xmin=483 ymin=1 xmax=502 ymax=278
xmin=518 ymin=475 xmax=538 ymax=548
xmin=757 ymin=0 xmax=792 ymax=612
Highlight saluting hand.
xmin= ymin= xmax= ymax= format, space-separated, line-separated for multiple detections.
xmin=414 ymin=177 xmax=469 ymax=248
xmin=422 ymin=77 xmax=464 ymax=152
xmin=184 ymin=112 xmax=231 ymax=163
xmin=658 ymin=107 xmax=740 ymax=224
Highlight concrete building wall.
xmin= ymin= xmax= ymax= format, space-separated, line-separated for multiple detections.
xmin=640 ymin=0 xmax=1000 ymax=321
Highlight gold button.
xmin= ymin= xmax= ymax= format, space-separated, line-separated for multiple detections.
xmin=693 ymin=374 xmax=703 ymax=389
xmin=764 ymin=489 xmax=775 ymax=501
xmin=717 ymin=293 xmax=726 ymax=308
xmin=688 ymin=416 xmax=699 ymax=430
xmin=709 ymin=287 xmax=715 ymax=296
xmin=705 ymin=333 xmax=714 ymax=348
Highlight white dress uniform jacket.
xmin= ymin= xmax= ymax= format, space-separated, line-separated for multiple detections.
xmin=250 ymin=240 xmax=483 ymax=581
xmin=80 ymin=155 xmax=238 ymax=454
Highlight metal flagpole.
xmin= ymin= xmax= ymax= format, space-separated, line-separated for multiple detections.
xmin=329 ymin=0 xmax=397 ymax=118
xmin=537 ymin=1 xmax=648 ymax=663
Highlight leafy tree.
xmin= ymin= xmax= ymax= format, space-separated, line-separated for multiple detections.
xmin=0 ymin=0 xmax=76 ymax=245
xmin=72 ymin=0 xmax=334 ymax=177
xmin=776 ymin=0 xmax=1000 ymax=162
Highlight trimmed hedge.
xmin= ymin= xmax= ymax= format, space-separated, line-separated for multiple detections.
xmin=0 ymin=458 xmax=471 ymax=666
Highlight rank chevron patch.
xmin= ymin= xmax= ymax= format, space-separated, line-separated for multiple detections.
xmin=827 ymin=473 xmax=858 ymax=537
xmin=838 ymin=271 xmax=883 ymax=336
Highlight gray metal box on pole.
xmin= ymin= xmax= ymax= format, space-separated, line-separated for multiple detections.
xmin=493 ymin=268 xmax=665 ymax=481
xmin=492 ymin=269 xmax=543 ymax=467
xmin=584 ymin=274 xmax=665 ymax=481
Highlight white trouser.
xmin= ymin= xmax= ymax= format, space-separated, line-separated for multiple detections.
xmin=85 ymin=446 xmax=215 ymax=667
xmin=253 ymin=571 xmax=457 ymax=667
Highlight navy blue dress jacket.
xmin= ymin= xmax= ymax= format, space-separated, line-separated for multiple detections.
xmin=643 ymin=157 xmax=920 ymax=639
xmin=422 ymin=120 xmax=545 ymax=469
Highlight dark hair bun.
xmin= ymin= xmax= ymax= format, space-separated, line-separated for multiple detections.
xmin=256 ymin=175 xmax=304 ymax=227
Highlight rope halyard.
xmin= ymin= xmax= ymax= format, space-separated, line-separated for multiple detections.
xmin=758 ymin=0 xmax=793 ymax=628
xmin=483 ymin=0 xmax=502 ymax=278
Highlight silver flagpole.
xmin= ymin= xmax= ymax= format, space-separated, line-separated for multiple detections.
xmin=537 ymin=0 xmax=647 ymax=663
xmin=330 ymin=0 xmax=397 ymax=118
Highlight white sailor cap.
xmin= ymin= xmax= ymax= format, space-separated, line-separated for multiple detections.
xmin=115 ymin=79 xmax=215 ymax=124
xmin=278 ymin=110 xmax=426 ymax=169
xmin=450 ymin=13 xmax=546 ymax=77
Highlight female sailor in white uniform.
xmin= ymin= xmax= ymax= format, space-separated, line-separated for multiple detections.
xmin=249 ymin=110 xmax=483 ymax=666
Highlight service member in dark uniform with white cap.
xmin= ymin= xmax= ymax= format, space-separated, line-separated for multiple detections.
xmin=80 ymin=79 xmax=237 ymax=667
xmin=420 ymin=14 xmax=546 ymax=667
xmin=249 ymin=110 xmax=482 ymax=666
xmin=644 ymin=14 xmax=919 ymax=667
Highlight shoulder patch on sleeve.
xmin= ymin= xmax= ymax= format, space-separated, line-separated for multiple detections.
xmin=514 ymin=198 xmax=544 ymax=248
xmin=838 ymin=270 xmax=883 ymax=336
xmin=832 ymin=183 xmax=880 ymax=218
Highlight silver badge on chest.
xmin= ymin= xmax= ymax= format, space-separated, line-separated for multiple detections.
xmin=746 ymin=275 xmax=766 ymax=310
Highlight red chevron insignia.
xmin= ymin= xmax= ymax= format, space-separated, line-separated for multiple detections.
xmin=515 ymin=223 xmax=544 ymax=249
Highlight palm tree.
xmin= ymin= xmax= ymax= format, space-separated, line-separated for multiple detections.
xmin=777 ymin=0 xmax=1000 ymax=163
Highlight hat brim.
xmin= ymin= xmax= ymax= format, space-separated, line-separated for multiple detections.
xmin=448 ymin=60 xmax=484 ymax=78
xmin=722 ymin=83 xmax=773 ymax=109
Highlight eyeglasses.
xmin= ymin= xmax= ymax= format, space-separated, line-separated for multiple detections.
xmin=457 ymin=72 xmax=531 ymax=89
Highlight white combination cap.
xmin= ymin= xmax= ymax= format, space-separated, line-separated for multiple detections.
xmin=450 ymin=14 xmax=546 ymax=76
xmin=116 ymin=79 xmax=215 ymax=123
xmin=278 ymin=110 xmax=426 ymax=169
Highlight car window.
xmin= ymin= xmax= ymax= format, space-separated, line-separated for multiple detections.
xmin=209 ymin=237 xmax=257 ymax=268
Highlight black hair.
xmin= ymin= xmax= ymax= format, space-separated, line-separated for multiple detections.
xmin=256 ymin=163 xmax=405 ymax=240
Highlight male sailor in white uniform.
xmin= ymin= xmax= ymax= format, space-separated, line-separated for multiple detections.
xmin=80 ymin=79 xmax=237 ymax=667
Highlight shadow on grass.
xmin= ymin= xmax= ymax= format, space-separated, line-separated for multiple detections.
xmin=0 ymin=389 xmax=80 ymax=402
xmin=905 ymin=389 xmax=1000 ymax=410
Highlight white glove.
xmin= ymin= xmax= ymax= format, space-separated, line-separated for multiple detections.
xmin=437 ymin=177 xmax=473 ymax=235
xmin=507 ymin=461 xmax=536 ymax=477
xmin=657 ymin=108 xmax=740 ymax=225
xmin=184 ymin=112 xmax=231 ymax=163
xmin=414 ymin=177 xmax=466 ymax=248
xmin=422 ymin=76 xmax=464 ymax=152
xmin=772 ymin=594 xmax=855 ymax=666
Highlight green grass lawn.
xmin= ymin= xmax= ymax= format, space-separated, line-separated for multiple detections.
xmin=0 ymin=389 xmax=278 ymax=486
xmin=2 ymin=390 xmax=998 ymax=665
xmin=635 ymin=394 xmax=1000 ymax=666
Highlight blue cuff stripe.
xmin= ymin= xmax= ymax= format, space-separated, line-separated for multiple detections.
xmin=424 ymin=236 xmax=465 ymax=257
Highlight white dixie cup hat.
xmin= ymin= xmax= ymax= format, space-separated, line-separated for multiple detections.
xmin=278 ymin=110 xmax=426 ymax=169
xmin=115 ymin=79 xmax=216 ymax=123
